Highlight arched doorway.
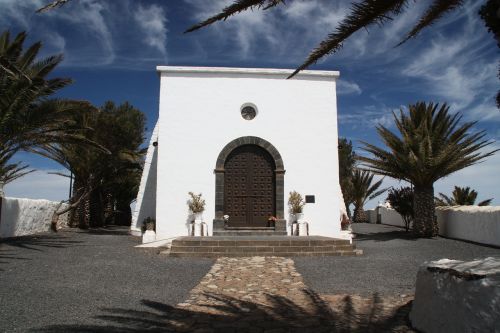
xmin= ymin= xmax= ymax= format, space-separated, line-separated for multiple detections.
xmin=213 ymin=136 xmax=285 ymax=231
xmin=224 ymin=145 xmax=275 ymax=227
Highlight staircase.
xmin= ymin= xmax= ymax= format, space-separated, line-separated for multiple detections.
xmin=213 ymin=227 xmax=287 ymax=236
xmin=165 ymin=236 xmax=362 ymax=257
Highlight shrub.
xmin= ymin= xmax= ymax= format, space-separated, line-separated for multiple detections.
xmin=288 ymin=191 xmax=305 ymax=214
xmin=142 ymin=217 xmax=156 ymax=232
xmin=386 ymin=187 xmax=414 ymax=232
xmin=188 ymin=192 xmax=205 ymax=213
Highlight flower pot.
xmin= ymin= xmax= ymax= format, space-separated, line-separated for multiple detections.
xmin=142 ymin=230 xmax=156 ymax=243
xmin=193 ymin=222 xmax=203 ymax=236
xmin=194 ymin=212 xmax=203 ymax=223
xmin=294 ymin=213 xmax=304 ymax=223
xmin=298 ymin=222 xmax=308 ymax=236
xmin=268 ymin=220 xmax=276 ymax=228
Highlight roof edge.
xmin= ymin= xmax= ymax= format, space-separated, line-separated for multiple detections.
xmin=156 ymin=66 xmax=339 ymax=78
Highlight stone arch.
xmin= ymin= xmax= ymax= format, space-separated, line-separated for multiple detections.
xmin=213 ymin=136 xmax=286 ymax=224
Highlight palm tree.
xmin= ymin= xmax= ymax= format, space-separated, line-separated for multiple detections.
xmin=0 ymin=30 xmax=95 ymax=187
xmin=43 ymin=101 xmax=146 ymax=228
xmin=358 ymin=102 xmax=497 ymax=237
xmin=435 ymin=186 xmax=493 ymax=206
xmin=351 ymin=168 xmax=387 ymax=223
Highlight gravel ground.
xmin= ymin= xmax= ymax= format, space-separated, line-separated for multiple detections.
xmin=0 ymin=227 xmax=214 ymax=332
xmin=294 ymin=223 xmax=500 ymax=296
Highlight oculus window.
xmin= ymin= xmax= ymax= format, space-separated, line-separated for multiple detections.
xmin=241 ymin=105 xmax=257 ymax=120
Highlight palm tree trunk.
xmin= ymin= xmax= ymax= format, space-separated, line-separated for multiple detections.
xmin=413 ymin=186 xmax=438 ymax=237
xmin=89 ymin=188 xmax=104 ymax=228
xmin=353 ymin=205 xmax=368 ymax=223
xmin=116 ymin=199 xmax=132 ymax=226
xmin=103 ymin=190 xmax=114 ymax=225
xmin=69 ymin=177 xmax=83 ymax=227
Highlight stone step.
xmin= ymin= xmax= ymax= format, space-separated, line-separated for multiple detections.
xmin=170 ymin=244 xmax=355 ymax=253
xmin=172 ymin=237 xmax=352 ymax=247
xmin=167 ymin=236 xmax=360 ymax=257
xmin=168 ymin=250 xmax=362 ymax=258
xmin=213 ymin=230 xmax=287 ymax=236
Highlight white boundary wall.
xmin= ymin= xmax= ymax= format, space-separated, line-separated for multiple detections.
xmin=0 ymin=197 xmax=69 ymax=238
xmin=375 ymin=206 xmax=500 ymax=247
xmin=436 ymin=206 xmax=500 ymax=247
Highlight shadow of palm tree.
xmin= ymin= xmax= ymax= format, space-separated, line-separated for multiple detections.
xmin=0 ymin=234 xmax=84 ymax=271
xmin=0 ymin=248 xmax=31 ymax=271
xmin=1 ymin=234 xmax=84 ymax=252
xmin=86 ymin=226 xmax=132 ymax=236
xmin=34 ymin=289 xmax=414 ymax=332
xmin=354 ymin=229 xmax=423 ymax=243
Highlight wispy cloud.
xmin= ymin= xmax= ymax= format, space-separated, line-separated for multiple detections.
xmin=400 ymin=2 xmax=498 ymax=121
xmin=338 ymin=80 xmax=362 ymax=95
xmin=134 ymin=4 xmax=168 ymax=57
xmin=339 ymin=105 xmax=401 ymax=130
xmin=0 ymin=0 xmax=169 ymax=69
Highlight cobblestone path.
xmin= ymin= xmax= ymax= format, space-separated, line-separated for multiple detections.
xmin=166 ymin=257 xmax=414 ymax=332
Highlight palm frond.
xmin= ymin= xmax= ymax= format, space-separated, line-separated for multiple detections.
xmin=477 ymin=198 xmax=493 ymax=206
xmin=36 ymin=0 xmax=70 ymax=13
xmin=185 ymin=0 xmax=283 ymax=33
xmin=289 ymin=0 xmax=408 ymax=78
xmin=360 ymin=102 xmax=498 ymax=188
xmin=397 ymin=0 xmax=464 ymax=46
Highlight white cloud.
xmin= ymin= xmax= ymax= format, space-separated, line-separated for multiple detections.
xmin=4 ymin=170 xmax=70 ymax=202
xmin=337 ymin=80 xmax=362 ymax=95
xmin=339 ymin=105 xmax=400 ymax=129
xmin=134 ymin=4 xmax=168 ymax=56
xmin=184 ymin=0 xmax=350 ymax=61
xmin=0 ymin=0 xmax=170 ymax=69
xmin=400 ymin=2 xmax=498 ymax=121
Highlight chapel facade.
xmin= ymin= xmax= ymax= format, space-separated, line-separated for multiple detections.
xmin=131 ymin=66 xmax=345 ymax=240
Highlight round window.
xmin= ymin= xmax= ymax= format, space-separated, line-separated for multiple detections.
xmin=241 ymin=105 xmax=257 ymax=120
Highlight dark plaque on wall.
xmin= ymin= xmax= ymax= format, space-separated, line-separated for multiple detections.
xmin=305 ymin=195 xmax=315 ymax=203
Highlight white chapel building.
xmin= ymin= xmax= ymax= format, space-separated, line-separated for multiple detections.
xmin=131 ymin=66 xmax=346 ymax=240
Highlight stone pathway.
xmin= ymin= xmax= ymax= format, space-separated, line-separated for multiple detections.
xmin=167 ymin=257 xmax=414 ymax=332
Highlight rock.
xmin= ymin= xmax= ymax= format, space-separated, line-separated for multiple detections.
xmin=410 ymin=257 xmax=500 ymax=333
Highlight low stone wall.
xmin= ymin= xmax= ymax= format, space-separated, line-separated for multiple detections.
xmin=376 ymin=207 xmax=407 ymax=228
xmin=410 ymin=257 xmax=500 ymax=332
xmin=436 ymin=206 xmax=500 ymax=247
xmin=0 ymin=197 xmax=70 ymax=238
xmin=375 ymin=206 xmax=500 ymax=247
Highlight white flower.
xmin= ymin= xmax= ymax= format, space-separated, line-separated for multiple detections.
xmin=223 ymin=215 xmax=230 ymax=221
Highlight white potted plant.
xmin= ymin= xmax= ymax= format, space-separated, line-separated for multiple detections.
xmin=142 ymin=217 xmax=156 ymax=243
xmin=289 ymin=191 xmax=307 ymax=236
xmin=288 ymin=191 xmax=305 ymax=222
xmin=188 ymin=192 xmax=206 ymax=236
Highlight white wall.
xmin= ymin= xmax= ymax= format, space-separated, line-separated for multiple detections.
xmin=365 ymin=209 xmax=378 ymax=224
xmin=0 ymin=197 xmax=69 ymax=238
xmin=436 ymin=206 xmax=500 ymax=247
xmin=377 ymin=206 xmax=500 ymax=247
xmin=378 ymin=206 xmax=407 ymax=228
xmin=156 ymin=67 xmax=341 ymax=239
xmin=130 ymin=122 xmax=159 ymax=236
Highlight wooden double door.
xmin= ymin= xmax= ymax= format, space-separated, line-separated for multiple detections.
xmin=224 ymin=145 xmax=276 ymax=227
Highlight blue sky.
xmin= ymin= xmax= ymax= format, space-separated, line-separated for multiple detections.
xmin=1 ymin=0 xmax=499 ymax=208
